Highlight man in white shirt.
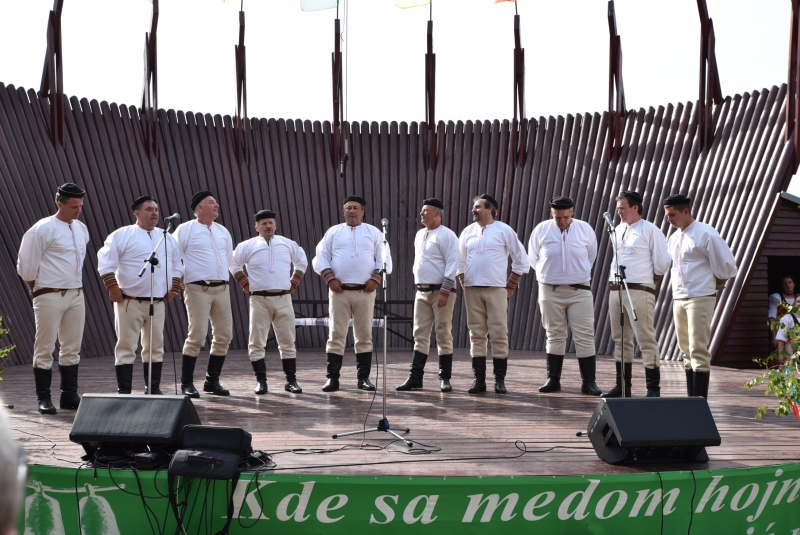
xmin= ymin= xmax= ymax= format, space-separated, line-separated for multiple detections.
xmin=17 ymin=183 xmax=89 ymax=414
xmin=97 ymin=196 xmax=184 ymax=395
xmin=396 ymin=198 xmax=460 ymax=392
xmin=313 ymin=196 xmax=390 ymax=392
xmin=457 ymin=194 xmax=530 ymax=394
xmin=664 ymin=194 xmax=738 ymax=399
xmin=173 ymin=191 xmax=236 ymax=397
xmin=231 ymin=209 xmax=308 ymax=394
xmin=528 ymin=196 xmax=601 ymax=396
xmin=601 ymin=191 xmax=671 ymax=398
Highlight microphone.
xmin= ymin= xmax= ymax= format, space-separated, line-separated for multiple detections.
xmin=164 ymin=213 xmax=181 ymax=223
xmin=381 ymin=218 xmax=389 ymax=230
xmin=602 ymin=212 xmax=615 ymax=229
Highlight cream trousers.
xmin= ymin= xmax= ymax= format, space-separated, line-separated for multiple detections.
xmin=31 ymin=290 xmax=85 ymax=369
xmin=464 ymin=286 xmax=509 ymax=359
xmin=673 ymin=296 xmax=716 ymax=372
xmin=113 ymin=299 xmax=165 ymax=365
xmin=608 ymin=285 xmax=660 ymax=368
xmin=537 ymin=282 xmax=596 ymax=358
xmin=248 ymin=294 xmax=297 ymax=361
xmin=182 ymin=283 xmax=233 ymax=357
xmin=326 ymin=289 xmax=376 ymax=355
xmin=412 ymin=290 xmax=457 ymax=355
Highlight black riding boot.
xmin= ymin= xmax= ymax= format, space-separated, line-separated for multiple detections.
xmin=693 ymin=371 xmax=711 ymax=399
xmin=322 ymin=353 xmax=343 ymax=392
xmin=58 ymin=364 xmax=81 ymax=409
xmin=180 ymin=355 xmax=200 ymax=398
xmin=645 ymin=367 xmax=661 ymax=397
xmin=602 ymin=362 xmax=632 ymax=398
xmin=685 ymin=368 xmax=695 ymax=396
xmin=115 ymin=364 xmax=134 ymax=395
xmin=493 ymin=358 xmax=508 ymax=394
xmin=282 ymin=358 xmax=303 ymax=393
xmin=538 ymin=354 xmax=564 ymax=393
xmin=396 ymin=351 xmax=427 ymax=391
xmin=203 ymin=354 xmax=230 ymax=396
xmin=468 ymin=357 xmax=487 ymax=394
xmin=252 ymin=358 xmax=267 ymax=395
xmin=438 ymin=354 xmax=453 ymax=392
xmin=33 ymin=367 xmax=56 ymax=414
xmin=143 ymin=362 xmax=163 ymax=395
xmin=577 ymin=356 xmax=602 ymax=396
xmin=356 ymin=352 xmax=376 ymax=391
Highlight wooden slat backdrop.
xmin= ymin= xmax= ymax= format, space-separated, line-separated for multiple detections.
xmin=0 ymin=82 xmax=794 ymax=368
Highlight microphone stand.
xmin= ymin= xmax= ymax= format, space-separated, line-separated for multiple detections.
xmin=606 ymin=217 xmax=636 ymax=399
xmin=333 ymin=222 xmax=411 ymax=446
xmin=138 ymin=220 xmax=174 ymax=395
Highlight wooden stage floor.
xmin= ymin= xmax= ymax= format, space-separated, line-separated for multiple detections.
xmin=2 ymin=349 xmax=798 ymax=476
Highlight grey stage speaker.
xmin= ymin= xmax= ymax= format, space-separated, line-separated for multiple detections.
xmin=587 ymin=397 xmax=721 ymax=464
xmin=69 ymin=394 xmax=201 ymax=457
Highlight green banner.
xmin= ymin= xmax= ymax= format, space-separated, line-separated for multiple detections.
xmin=19 ymin=462 xmax=800 ymax=534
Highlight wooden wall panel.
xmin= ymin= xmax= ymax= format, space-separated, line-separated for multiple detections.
xmin=0 ymin=82 xmax=793 ymax=369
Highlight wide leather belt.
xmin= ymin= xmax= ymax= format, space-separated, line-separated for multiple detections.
xmin=31 ymin=287 xmax=82 ymax=298
xmin=122 ymin=294 xmax=164 ymax=303
xmin=416 ymin=284 xmax=442 ymax=292
xmin=340 ymin=284 xmax=366 ymax=291
xmin=189 ymin=280 xmax=228 ymax=287
xmin=609 ymin=282 xmax=656 ymax=296
xmin=551 ymin=284 xmax=592 ymax=291
xmin=252 ymin=290 xmax=290 ymax=297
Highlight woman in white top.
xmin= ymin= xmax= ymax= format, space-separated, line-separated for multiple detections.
xmin=768 ymin=276 xmax=798 ymax=349
xmin=775 ymin=294 xmax=800 ymax=365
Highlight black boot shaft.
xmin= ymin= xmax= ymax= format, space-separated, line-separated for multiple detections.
xmin=58 ymin=364 xmax=81 ymax=409
xmin=492 ymin=358 xmax=508 ymax=394
xmin=356 ymin=352 xmax=376 ymax=391
xmin=693 ymin=370 xmax=711 ymax=399
xmin=33 ymin=367 xmax=57 ymax=414
xmin=115 ymin=364 xmax=134 ymax=395
xmin=538 ymin=354 xmax=564 ymax=393
xmin=602 ymin=361 xmax=632 ymax=398
xmin=396 ymin=351 xmax=427 ymax=391
xmin=204 ymin=354 xmax=230 ymax=396
xmin=438 ymin=354 xmax=453 ymax=393
xmin=180 ymin=355 xmax=200 ymax=398
xmin=143 ymin=362 xmax=163 ymax=395
xmin=251 ymin=358 xmax=268 ymax=395
xmin=645 ymin=367 xmax=661 ymax=397
xmin=282 ymin=358 xmax=303 ymax=393
xmin=468 ymin=357 xmax=487 ymax=394
xmin=685 ymin=368 xmax=695 ymax=397
xmin=577 ymin=356 xmax=602 ymax=396
xmin=322 ymin=353 xmax=344 ymax=392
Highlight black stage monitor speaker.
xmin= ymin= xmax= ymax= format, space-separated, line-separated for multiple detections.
xmin=70 ymin=394 xmax=201 ymax=457
xmin=587 ymin=398 xmax=720 ymax=464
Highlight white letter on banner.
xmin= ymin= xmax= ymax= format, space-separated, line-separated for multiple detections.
xmin=276 ymin=481 xmax=314 ymax=522
xmin=730 ymin=484 xmax=759 ymax=512
xmin=522 ymin=491 xmax=555 ymax=521
xmin=773 ymin=476 xmax=800 ymax=504
xmin=370 ymin=496 xmax=398 ymax=524
xmin=595 ymin=490 xmax=627 ymax=520
xmin=695 ymin=476 xmax=728 ymax=513
xmin=558 ymin=480 xmax=600 ymax=521
xmin=462 ymin=494 xmax=519 ymax=522
xmin=748 ymin=470 xmax=782 ymax=522
xmin=231 ymin=480 xmax=276 ymax=519
xmin=403 ymin=495 xmax=439 ymax=524
xmin=629 ymin=488 xmax=679 ymax=517
xmin=317 ymin=494 xmax=347 ymax=523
